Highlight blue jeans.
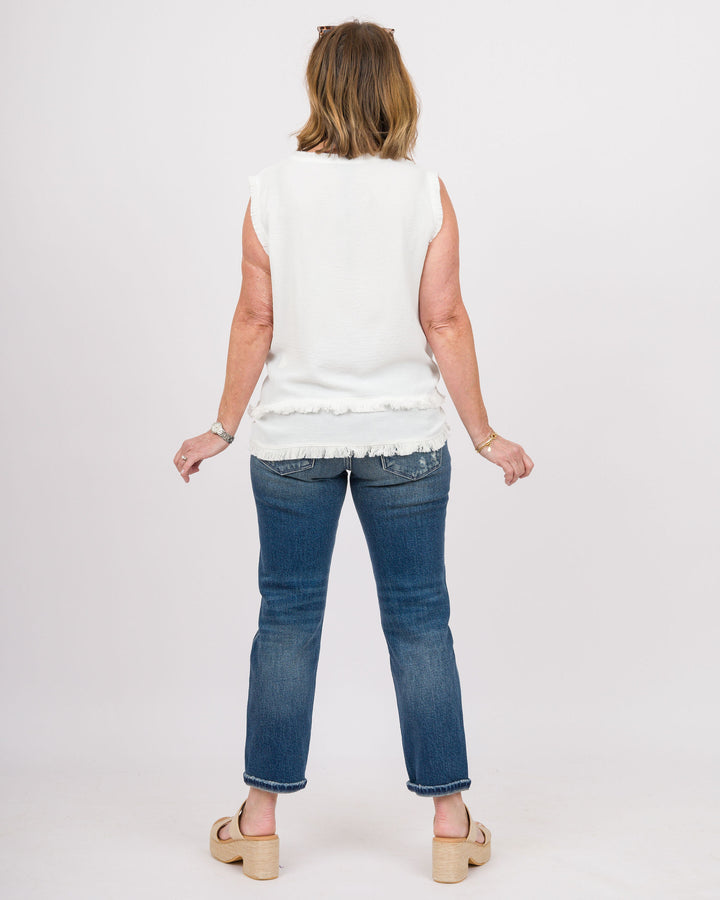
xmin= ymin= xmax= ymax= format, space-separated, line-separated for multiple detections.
xmin=243 ymin=441 xmax=471 ymax=798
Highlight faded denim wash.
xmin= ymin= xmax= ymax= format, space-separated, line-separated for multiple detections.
xmin=243 ymin=441 xmax=471 ymax=798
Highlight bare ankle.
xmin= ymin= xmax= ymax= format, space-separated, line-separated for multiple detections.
xmin=246 ymin=787 xmax=278 ymax=809
xmin=433 ymin=791 xmax=465 ymax=816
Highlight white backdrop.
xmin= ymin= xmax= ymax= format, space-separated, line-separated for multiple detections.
xmin=2 ymin=1 xmax=718 ymax=897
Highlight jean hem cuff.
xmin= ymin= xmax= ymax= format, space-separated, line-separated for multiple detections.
xmin=406 ymin=778 xmax=471 ymax=796
xmin=243 ymin=772 xmax=307 ymax=793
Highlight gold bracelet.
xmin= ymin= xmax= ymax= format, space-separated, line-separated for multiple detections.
xmin=475 ymin=432 xmax=498 ymax=453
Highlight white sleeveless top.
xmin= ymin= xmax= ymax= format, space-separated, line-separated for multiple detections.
xmin=246 ymin=150 xmax=450 ymax=460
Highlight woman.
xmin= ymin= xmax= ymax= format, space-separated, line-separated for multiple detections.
xmin=174 ymin=20 xmax=533 ymax=883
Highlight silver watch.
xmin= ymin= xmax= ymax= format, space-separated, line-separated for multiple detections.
xmin=210 ymin=420 xmax=234 ymax=444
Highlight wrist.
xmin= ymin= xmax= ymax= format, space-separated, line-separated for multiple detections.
xmin=210 ymin=420 xmax=235 ymax=444
xmin=472 ymin=426 xmax=495 ymax=446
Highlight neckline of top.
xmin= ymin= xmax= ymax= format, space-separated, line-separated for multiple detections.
xmin=294 ymin=150 xmax=383 ymax=162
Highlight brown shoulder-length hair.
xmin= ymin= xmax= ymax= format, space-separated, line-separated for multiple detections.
xmin=292 ymin=20 xmax=420 ymax=161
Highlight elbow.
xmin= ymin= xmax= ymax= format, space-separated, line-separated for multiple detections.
xmin=423 ymin=312 xmax=460 ymax=334
xmin=422 ymin=308 xmax=470 ymax=341
xmin=420 ymin=289 xmax=469 ymax=338
xmin=235 ymin=307 xmax=274 ymax=331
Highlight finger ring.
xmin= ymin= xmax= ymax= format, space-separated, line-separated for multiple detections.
xmin=181 ymin=455 xmax=187 ymax=461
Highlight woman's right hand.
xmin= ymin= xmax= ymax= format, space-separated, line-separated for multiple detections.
xmin=476 ymin=433 xmax=534 ymax=486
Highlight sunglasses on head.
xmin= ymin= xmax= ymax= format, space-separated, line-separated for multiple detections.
xmin=317 ymin=25 xmax=395 ymax=38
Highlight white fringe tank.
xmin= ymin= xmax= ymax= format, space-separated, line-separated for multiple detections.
xmin=246 ymin=149 xmax=449 ymax=460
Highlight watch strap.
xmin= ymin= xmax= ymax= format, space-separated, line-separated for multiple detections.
xmin=211 ymin=421 xmax=234 ymax=444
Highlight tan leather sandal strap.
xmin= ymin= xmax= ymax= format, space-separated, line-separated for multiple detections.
xmin=464 ymin=804 xmax=478 ymax=843
xmin=226 ymin=800 xmax=246 ymax=841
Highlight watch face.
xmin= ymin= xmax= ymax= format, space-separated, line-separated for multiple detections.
xmin=211 ymin=423 xmax=221 ymax=434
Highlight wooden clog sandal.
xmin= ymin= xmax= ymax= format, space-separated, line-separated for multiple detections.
xmin=209 ymin=799 xmax=280 ymax=880
xmin=432 ymin=802 xmax=491 ymax=883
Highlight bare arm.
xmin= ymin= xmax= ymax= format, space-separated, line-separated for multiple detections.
xmin=174 ymin=200 xmax=272 ymax=482
xmin=216 ymin=200 xmax=274 ymax=436
xmin=419 ymin=179 xmax=493 ymax=447
xmin=419 ymin=178 xmax=533 ymax=484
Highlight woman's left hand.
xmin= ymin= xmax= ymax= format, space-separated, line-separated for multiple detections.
xmin=174 ymin=431 xmax=231 ymax=483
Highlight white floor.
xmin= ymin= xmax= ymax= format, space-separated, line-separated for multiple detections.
xmin=2 ymin=743 xmax=717 ymax=899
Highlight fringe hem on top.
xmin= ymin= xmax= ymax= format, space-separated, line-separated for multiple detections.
xmin=249 ymin=423 xmax=450 ymax=461
xmin=247 ymin=389 xmax=446 ymax=422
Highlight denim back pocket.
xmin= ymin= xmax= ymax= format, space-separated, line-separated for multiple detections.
xmin=256 ymin=457 xmax=316 ymax=476
xmin=380 ymin=446 xmax=443 ymax=481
